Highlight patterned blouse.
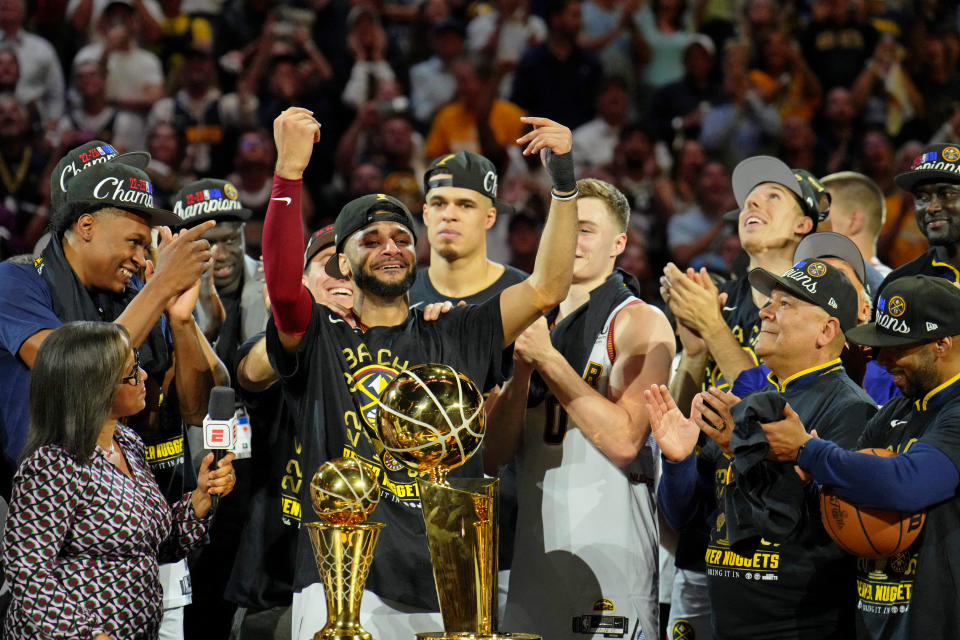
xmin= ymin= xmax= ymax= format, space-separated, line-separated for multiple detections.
xmin=1 ymin=424 xmax=209 ymax=639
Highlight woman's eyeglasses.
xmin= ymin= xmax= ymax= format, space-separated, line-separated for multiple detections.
xmin=121 ymin=350 xmax=142 ymax=386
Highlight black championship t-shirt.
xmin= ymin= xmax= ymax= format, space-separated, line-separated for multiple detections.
xmin=854 ymin=374 xmax=960 ymax=640
xmin=704 ymin=363 xmax=877 ymax=639
xmin=707 ymin=277 xmax=762 ymax=390
xmin=875 ymin=247 xmax=960 ymax=307
xmin=408 ymin=265 xmax=528 ymax=307
xmin=266 ymin=298 xmax=505 ymax=609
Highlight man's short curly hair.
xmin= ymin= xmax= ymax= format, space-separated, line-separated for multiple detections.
xmin=576 ymin=178 xmax=630 ymax=232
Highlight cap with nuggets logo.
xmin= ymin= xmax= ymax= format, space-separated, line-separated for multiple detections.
xmin=729 ymin=156 xmax=831 ymax=230
xmin=895 ymin=143 xmax=960 ymax=192
xmin=424 ymin=151 xmax=515 ymax=215
xmin=846 ymin=276 xmax=960 ymax=347
xmin=172 ymin=178 xmax=252 ymax=227
xmin=748 ymin=259 xmax=859 ymax=331
xmin=59 ymin=162 xmax=180 ymax=233
xmin=50 ymin=140 xmax=150 ymax=216
xmin=324 ymin=193 xmax=417 ymax=278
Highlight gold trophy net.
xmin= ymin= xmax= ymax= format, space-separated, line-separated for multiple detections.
xmin=377 ymin=364 xmax=541 ymax=640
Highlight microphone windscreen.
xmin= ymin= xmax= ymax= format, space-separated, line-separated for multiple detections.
xmin=207 ymin=386 xmax=235 ymax=421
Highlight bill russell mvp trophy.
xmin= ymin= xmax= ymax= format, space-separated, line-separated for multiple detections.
xmin=376 ymin=363 xmax=540 ymax=640
xmin=306 ymin=457 xmax=384 ymax=640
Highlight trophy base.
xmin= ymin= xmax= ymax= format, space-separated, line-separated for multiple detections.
xmin=314 ymin=632 xmax=373 ymax=640
xmin=415 ymin=634 xmax=541 ymax=639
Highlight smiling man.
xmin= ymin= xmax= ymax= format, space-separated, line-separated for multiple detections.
xmin=876 ymin=143 xmax=960 ymax=291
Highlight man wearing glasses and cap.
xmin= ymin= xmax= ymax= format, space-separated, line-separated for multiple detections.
xmin=649 ymin=255 xmax=876 ymax=639
xmin=761 ymin=275 xmax=960 ymax=639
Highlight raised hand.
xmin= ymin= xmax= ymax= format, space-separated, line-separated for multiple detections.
xmin=273 ymin=107 xmax=322 ymax=180
xmin=644 ymin=384 xmax=699 ymax=462
xmin=516 ymin=116 xmax=575 ymax=193
xmin=152 ymin=221 xmax=215 ymax=298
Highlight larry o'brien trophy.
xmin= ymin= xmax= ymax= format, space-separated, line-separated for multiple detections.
xmin=376 ymin=363 xmax=540 ymax=640
xmin=306 ymin=457 xmax=384 ymax=640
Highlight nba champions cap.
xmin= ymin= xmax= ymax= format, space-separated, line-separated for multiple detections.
xmin=895 ymin=143 xmax=960 ymax=192
xmin=730 ymin=156 xmax=831 ymax=230
xmin=847 ymin=276 xmax=960 ymax=347
xmin=748 ymin=259 xmax=859 ymax=332
xmin=172 ymin=178 xmax=252 ymax=227
xmin=325 ymin=193 xmax=417 ymax=278
xmin=63 ymin=162 xmax=180 ymax=228
xmin=50 ymin=140 xmax=150 ymax=216
xmin=424 ymin=151 xmax=515 ymax=215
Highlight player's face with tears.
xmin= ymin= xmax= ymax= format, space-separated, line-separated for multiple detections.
xmin=573 ymin=197 xmax=625 ymax=283
xmin=343 ymin=221 xmax=417 ymax=296
xmin=422 ymin=185 xmax=495 ymax=261
xmin=913 ymin=182 xmax=960 ymax=247
xmin=738 ymin=183 xmax=812 ymax=255
xmin=755 ymin=288 xmax=830 ymax=369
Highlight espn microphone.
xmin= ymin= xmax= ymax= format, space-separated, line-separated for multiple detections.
xmin=202 ymin=386 xmax=237 ymax=509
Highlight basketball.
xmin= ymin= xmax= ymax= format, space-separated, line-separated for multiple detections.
xmin=309 ymin=457 xmax=381 ymax=525
xmin=819 ymin=448 xmax=926 ymax=558
xmin=376 ymin=363 xmax=485 ymax=478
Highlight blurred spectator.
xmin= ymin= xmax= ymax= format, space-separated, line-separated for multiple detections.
xmin=425 ymin=55 xmax=525 ymax=169
xmin=700 ymin=41 xmax=780 ymax=166
xmin=748 ymin=30 xmax=822 ymax=123
xmin=778 ymin=115 xmax=816 ymax=170
xmin=341 ymin=7 xmax=398 ymax=111
xmin=148 ymin=45 xmax=258 ymax=177
xmin=812 ymin=86 xmax=859 ymax=176
xmin=650 ymin=34 xmax=717 ymax=146
xmin=666 ymin=159 xmax=735 ymax=269
xmin=0 ymin=0 xmax=65 ymax=126
xmin=73 ymin=0 xmax=165 ymax=151
xmin=572 ymin=76 xmax=630 ymax=172
xmin=466 ymin=0 xmax=547 ymax=97
xmin=67 ymin=0 xmax=163 ymax=44
xmin=323 ymin=161 xmax=386 ymax=227
xmin=651 ymin=137 xmax=703 ymax=219
xmin=407 ymin=0 xmax=452 ymax=65
xmin=800 ymin=0 xmax=877 ymax=91
xmin=738 ymin=0 xmax=778 ymax=51
xmin=632 ymin=0 xmax=695 ymax=89
xmin=53 ymin=60 xmax=142 ymax=152
xmin=507 ymin=211 xmax=540 ymax=273
xmin=850 ymin=32 xmax=921 ymax=139
xmin=911 ymin=35 xmax=960 ymax=141
xmin=877 ymin=137 xmax=926 ymax=268
xmin=610 ymin=121 xmax=659 ymax=213
xmin=931 ymin=106 xmax=960 ymax=145
xmin=511 ymin=0 xmax=602 ymax=129
xmin=213 ymin=0 xmax=271 ymax=78
xmin=579 ymin=0 xmax=647 ymax=102
xmin=0 ymin=94 xmax=49 ymax=255
xmin=409 ymin=19 xmax=464 ymax=128
xmin=143 ymin=120 xmax=187 ymax=209
xmin=154 ymin=0 xmax=214 ymax=82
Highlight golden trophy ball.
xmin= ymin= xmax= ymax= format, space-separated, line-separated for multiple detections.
xmin=376 ymin=364 xmax=539 ymax=640
xmin=306 ymin=457 xmax=385 ymax=640
xmin=376 ymin=363 xmax=486 ymax=484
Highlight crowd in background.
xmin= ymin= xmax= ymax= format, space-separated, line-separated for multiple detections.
xmin=1 ymin=0 xmax=960 ymax=297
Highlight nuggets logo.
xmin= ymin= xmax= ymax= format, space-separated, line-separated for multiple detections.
xmin=806 ymin=262 xmax=827 ymax=277
xmin=593 ymin=598 xmax=614 ymax=612
xmin=944 ymin=147 xmax=960 ymax=162
xmin=672 ymin=620 xmax=696 ymax=640
xmin=354 ymin=364 xmax=399 ymax=428
xmin=382 ymin=451 xmax=404 ymax=471
xmin=888 ymin=296 xmax=906 ymax=318
xmin=224 ymin=183 xmax=239 ymax=200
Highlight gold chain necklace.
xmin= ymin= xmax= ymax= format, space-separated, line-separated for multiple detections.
xmin=0 ymin=145 xmax=32 ymax=194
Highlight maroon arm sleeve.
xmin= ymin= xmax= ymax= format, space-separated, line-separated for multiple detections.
xmin=262 ymin=175 xmax=313 ymax=335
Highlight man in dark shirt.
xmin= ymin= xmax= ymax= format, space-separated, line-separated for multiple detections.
xmin=762 ymin=275 xmax=960 ymax=639
xmin=649 ymin=258 xmax=876 ymax=639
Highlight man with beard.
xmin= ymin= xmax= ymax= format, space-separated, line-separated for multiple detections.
xmin=876 ymin=143 xmax=960 ymax=291
xmin=262 ymin=107 xmax=579 ymax=640
xmin=761 ymin=275 xmax=960 ymax=639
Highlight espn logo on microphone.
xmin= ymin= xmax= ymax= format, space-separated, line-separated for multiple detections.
xmin=203 ymin=418 xmax=237 ymax=449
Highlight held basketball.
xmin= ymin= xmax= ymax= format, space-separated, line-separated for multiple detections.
xmin=375 ymin=363 xmax=485 ymax=478
xmin=819 ymin=448 xmax=926 ymax=558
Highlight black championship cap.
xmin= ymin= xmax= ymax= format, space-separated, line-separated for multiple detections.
xmin=895 ymin=143 xmax=960 ymax=192
xmin=172 ymin=178 xmax=252 ymax=227
xmin=304 ymin=224 xmax=337 ymax=271
xmin=847 ymin=276 xmax=960 ymax=348
xmin=63 ymin=162 xmax=180 ymax=228
xmin=324 ymin=193 xmax=417 ymax=278
xmin=424 ymin=151 xmax=515 ymax=215
xmin=794 ymin=231 xmax=866 ymax=287
xmin=748 ymin=259 xmax=859 ymax=332
xmin=50 ymin=140 xmax=150 ymax=217
xmin=730 ymin=156 xmax=831 ymax=230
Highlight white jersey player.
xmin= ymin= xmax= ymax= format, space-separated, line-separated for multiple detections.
xmin=486 ymin=178 xmax=675 ymax=640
